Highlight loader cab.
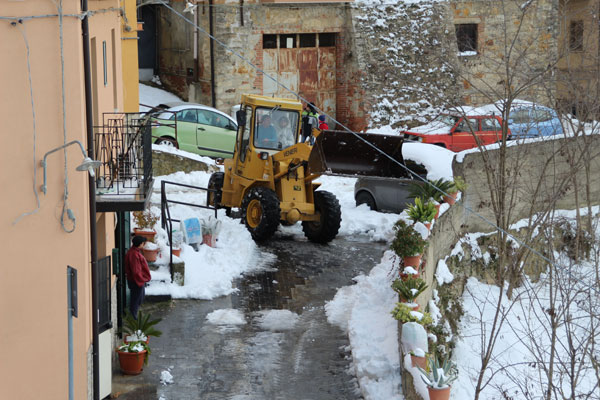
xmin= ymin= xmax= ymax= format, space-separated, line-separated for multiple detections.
xmin=235 ymin=95 xmax=302 ymax=163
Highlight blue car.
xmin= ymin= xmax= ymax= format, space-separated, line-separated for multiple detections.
xmin=507 ymin=103 xmax=563 ymax=139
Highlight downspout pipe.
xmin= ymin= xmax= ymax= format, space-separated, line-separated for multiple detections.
xmin=209 ymin=0 xmax=216 ymax=108
xmin=81 ymin=0 xmax=100 ymax=399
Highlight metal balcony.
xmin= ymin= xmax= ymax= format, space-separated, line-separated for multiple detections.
xmin=94 ymin=112 xmax=154 ymax=212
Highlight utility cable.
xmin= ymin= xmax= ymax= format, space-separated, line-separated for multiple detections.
xmin=56 ymin=0 xmax=76 ymax=233
xmin=157 ymin=0 xmax=562 ymax=268
xmin=12 ymin=20 xmax=41 ymax=225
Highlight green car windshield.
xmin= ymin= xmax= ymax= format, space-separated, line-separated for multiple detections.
xmin=254 ymin=108 xmax=299 ymax=151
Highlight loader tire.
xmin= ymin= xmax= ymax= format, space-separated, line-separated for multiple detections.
xmin=242 ymin=187 xmax=280 ymax=242
xmin=302 ymin=190 xmax=341 ymax=244
xmin=207 ymin=172 xmax=224 ymax=207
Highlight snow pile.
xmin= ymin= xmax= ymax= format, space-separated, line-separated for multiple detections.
xmin=160 ymin=370 xmax=174 ymax=385
xmin=325 ymin=250 xmax=402 ymax=400
xmin=255 ymin=310 xmax=299 ymax=331
xmin=402 ymin=142 xmax=455 ymax=181
xmin=139 ymin=83 xmax=182 ymax=112
xmin=206 ymin=309 xmax=247 ymax=326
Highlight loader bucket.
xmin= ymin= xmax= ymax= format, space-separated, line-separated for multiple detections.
xmin=317 ymin=130 xmax=410 ymax=178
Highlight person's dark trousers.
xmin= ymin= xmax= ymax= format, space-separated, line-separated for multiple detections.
xmin=127 ymin=280 xmax=145 ymax=319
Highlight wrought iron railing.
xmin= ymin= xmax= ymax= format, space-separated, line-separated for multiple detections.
xmin=94 ymin=112 xmax=154 ymax=202
xmin=160 ymin=180 xmax=218 ymax=281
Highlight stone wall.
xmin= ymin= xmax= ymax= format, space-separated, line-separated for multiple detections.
xmin=403 ymin=135 xmax=600 ymax=399
xmin=451 ymin=0 xmax=560 ymax=105
xmin=350 ymin=0 xmax=461 ymax=129
xmin=152 ymin=149 xmax=220 ymax=177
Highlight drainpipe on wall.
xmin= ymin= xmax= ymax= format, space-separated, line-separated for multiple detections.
xmin=209 ymin=0 xmax=216 ymax=108
xmin=81 ymin=1 xmax=100 ymax=399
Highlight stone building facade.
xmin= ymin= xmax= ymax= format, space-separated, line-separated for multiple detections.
xmin=145 ymin=0 xmax=599 ymax=131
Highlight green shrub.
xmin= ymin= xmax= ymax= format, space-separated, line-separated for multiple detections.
xmin=391 ymin=303 xmax=433 ymax=326
xmin=407 ymin=197 xmax=437 ymax=223
xmin=390 ymin=220 xmax=427 ymax=258
xmin=122 ymin=311 xmax=163 ymax=340
xmin=409 ymin=178 xmax=454 ymax=202
xmin=118 ymin=340 xmax=151 ymax=365
xmin=392 ymin=276 xmax=428 ymax=302
xmin=132 ymin=209 xmax=160 ymax=230
xmin=452 ymin=176 xmax=467 ymax=192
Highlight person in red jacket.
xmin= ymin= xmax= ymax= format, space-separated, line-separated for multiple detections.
xmin=125 ymin=235 xmax=152 ymax=319
xmin=318 ymin=115 xmax=329 ymax=130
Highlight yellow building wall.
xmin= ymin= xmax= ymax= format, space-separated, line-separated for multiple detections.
xmin=0 ymin=0 xmax=122 ymax=398
xmin=121 ymin=0 xmax=140 ymax=112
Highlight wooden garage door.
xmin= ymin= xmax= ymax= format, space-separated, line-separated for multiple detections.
xmin=262 ymin=33 xmax=336 ymax=119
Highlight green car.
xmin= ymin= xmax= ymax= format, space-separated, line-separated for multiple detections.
xmin=150 ymin=102 xmax=238 ymax=158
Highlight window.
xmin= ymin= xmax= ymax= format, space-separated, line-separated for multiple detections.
xmin=532 ymin=109 xmax=553 ymax=122
xmin=263 ymin=34 xmax=277 ymax=49
xmin=481 ymin=117 xmax=500 ymax=131
xmin=177 ymin=109 xmax=198 ymax=123
xmin=455 ymin=118 xmax=478 ymax=132
xmin=239 ymin=107 xmax=252 ymax=162
xmin=319 ymin=33 xmax=336 ymax=47
xmin=455 ymin=24 xmax=478 ymax=53
xmin=570 ymin=20 xmax=584 ymax=51
xmin=299 ymin=33 xmax=316 ymax=48
xmin=510 ymin=109 xmax=530 ymax=124
xmin=280 ymin=34 xmax=296 ymax=49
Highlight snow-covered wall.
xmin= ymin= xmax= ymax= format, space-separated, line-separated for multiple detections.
xmin=351 ymin=0 xmax=460 ymax=130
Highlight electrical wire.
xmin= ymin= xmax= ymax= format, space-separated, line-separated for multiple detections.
xmin=12 ymin=21 xmax=41 ymax=225
xmin=56 ymin=0 xmax=76 ymax=233
xmin=158 ymin=0 xmax=562 ymax=268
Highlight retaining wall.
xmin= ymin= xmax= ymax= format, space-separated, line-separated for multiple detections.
xmin=402 ymin=135 xmax=600 ymax=399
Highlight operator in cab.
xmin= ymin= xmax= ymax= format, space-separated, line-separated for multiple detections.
xmin=257 ymin=114 xmax=278 ymax=148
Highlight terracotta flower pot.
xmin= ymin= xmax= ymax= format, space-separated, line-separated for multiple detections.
xmin=424 ymin=222 xmax=431 ymax=231
xmin=428 ymin=386 xmax=451 ymax=400
xmin=133 ymin=228 xmax=157 ymax=242
xmin=403 ymin=254 xmax=422 ymax=268
xmin=202 ymin=234 xmax=216 ymax=247
xmin=443 ymin=192 xmax=458 ymax=205
xmin=172 ymin=248 xmax=181 ymax=257
xmin=117 ymin=350 xmax=147 ymax=375
xmin=411 ymin=355 xmax=427 ymax=370
xmin=434 ymin=203 xmax=440 ymax=219
xmin=142 ymin=247 xmax=159 ymax=262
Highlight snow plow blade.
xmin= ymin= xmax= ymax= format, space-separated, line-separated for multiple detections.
xmin=315 ymin=130 xmax=410 ymax=178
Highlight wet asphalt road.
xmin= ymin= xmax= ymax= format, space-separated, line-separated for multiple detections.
xmin=113 ymin=233 xmax=387 ymax=400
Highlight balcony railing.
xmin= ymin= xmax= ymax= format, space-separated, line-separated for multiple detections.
xmin=94 ymin=112 xmax=154 ymax=212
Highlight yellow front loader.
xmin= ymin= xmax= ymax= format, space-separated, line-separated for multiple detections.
xmin=207 ymin=94 xmax=342 ymax=243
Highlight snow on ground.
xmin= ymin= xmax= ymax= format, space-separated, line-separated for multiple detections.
xmin=139 ymin=83 xmax=182 ymax=112
xmin=255 ymin=310 xmax=300 ymax=331
xmin=206 ymin=309 xmax=247 ymax=326
xmin=325 ymin=250 xmax=402 ymax=400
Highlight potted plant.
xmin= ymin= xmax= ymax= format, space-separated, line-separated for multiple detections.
xmin=407 ymin=197 xmax=437 ymax=229
xmin=392 ymin=276 xmax=428 ymax=308
xmin=390 ymin=220 xmax=427 ymax=267
xmin=171 ymin=229 xmax=184 ymax=257
xmin=410 ymin=348 xmax=427 ymax=370
xmin=142 ymin=241 xmax=160 ymax=262
xmin=200 ymin=216 xmax=222 ymax=247
xmin=122 ymin=310 xmax=163 ymax=344
xmin=132 ymin=209 xmax=160 ymax=242
xmin=116 ymin=340 xmax=150 ymax=375
xmin=417 ymin=355 xmax=458 ymax=400
xmin=391 ymin=302 xmax=433 ymax=327
xmin=408 ymin=178 xmax=453 ymax=204
xmin=444 ymin=176 xmax=466 ymax=205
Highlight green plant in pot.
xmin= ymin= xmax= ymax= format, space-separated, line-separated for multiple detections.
xmin=116 ymin=340 xmax=151 ymax=375
xmin=444 ymin=176 xmax=466 ymax=205
xmin=417 ymin=355 xmax=458 ymax=400
xmin=407 ymin=197 xmax=437 ymax=225
xmin=408 ymin=178 xmax=454 ymax=203
xmin=391 ymin=303 xmax=433 ymax=327
xmin=132 ymin=209 xmax=160 ymax=242
xmin=390 ymin=220 xmax=427 ymax=268
xmin=392 ymin=276 xmax=428 ymax=306
xmin=122 ymin=310 xmax=163 ymax=343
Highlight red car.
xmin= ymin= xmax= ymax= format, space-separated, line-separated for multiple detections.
xmin=402 ymin=114 xmax=510 ymax=152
